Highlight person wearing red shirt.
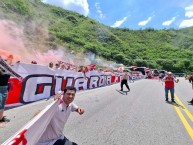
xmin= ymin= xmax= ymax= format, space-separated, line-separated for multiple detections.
xmin=162 ymin=72 xmax=179 ymax=103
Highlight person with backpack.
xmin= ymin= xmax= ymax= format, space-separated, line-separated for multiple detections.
xmin=162 ymin=72 xmax=179 ymax=103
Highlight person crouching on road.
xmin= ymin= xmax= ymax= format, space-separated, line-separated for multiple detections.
xmin=120 ymin=71 xmax=130 ymax=91
xmin=162 ymin=72 xmax=179 ymax=103
xmin=37 ymin=86 xmax=85 ymax=145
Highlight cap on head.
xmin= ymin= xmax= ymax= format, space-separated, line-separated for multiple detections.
xmin=167 ymin=72 xmax=172 ymax=75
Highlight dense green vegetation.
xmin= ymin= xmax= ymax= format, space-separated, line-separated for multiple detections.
xmin=0 ymin=0 xmax=193 ymax=73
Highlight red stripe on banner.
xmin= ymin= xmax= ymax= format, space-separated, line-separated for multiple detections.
xmin=118 ymin=76 xmax=121 ymax=82
xmin=61 ymin=79 xmax=66 ymax=91
xmin=111 ymin=76 xmax=115 ymax=83
xmin=6 ymin=78 xmax=22 ymax=104
xmin=37 ymin=85 xmax=44 ymax=94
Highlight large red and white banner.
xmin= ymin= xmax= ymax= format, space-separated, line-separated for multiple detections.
xmin=6 ymin=63 xmax=144 ymax=105
xmin=2 ymin=100 xmax=59 ymax=145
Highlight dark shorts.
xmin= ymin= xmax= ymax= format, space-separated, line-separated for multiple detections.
xmin=53 ymin=136 xmax=78 ymax=145
xmin=0 ymin=86 xmax=8 ymax=110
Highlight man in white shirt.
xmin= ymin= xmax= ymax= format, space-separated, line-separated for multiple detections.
xmin=37 ymin=86 xmax=85 ymax=145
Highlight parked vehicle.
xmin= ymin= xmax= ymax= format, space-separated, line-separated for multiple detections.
xmin=159 ymin=70 xmax=167 ymax=75
xmin=151 ymin=69 xmax=159 ymax=76
xmin=124 ymin=66 xmax=148 ymax=76
xmin=133 ymin=67 xmax=147 ymax=76
xmin=173 ymin=73 xmax=186 ymax=77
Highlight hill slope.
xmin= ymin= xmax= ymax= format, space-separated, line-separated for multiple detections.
xmin=0 ymin=0 xmax=193 ymax=73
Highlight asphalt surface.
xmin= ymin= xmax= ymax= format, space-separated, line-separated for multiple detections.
xmin=1 ymin=78 xmax=193 ymax=145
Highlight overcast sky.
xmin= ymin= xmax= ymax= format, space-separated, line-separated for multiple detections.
xmin=42 ymin=0 xmax=193 ymax=29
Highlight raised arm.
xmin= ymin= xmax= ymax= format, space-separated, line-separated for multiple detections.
xmin=174 ymin=78 xmax=179 ymax=83
xmin=75 ymin=107 xmax=85 ymax=115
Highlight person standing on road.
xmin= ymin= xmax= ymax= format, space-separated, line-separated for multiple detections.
xmin=37 ymin=86 xmax=85 ymax=145
xmin=162 ymin=72 xmax=179 ymax=103
xmin=186 ymin=71 xmax=193 ymax=83
xmin=0 ymin=67 xmax=11 ymax=123
xmin=186 ymin=71 xmax=193 ymax=104
xmin=120 ymin=71 xmax=130 ymax=91
xmin=159 ymin=73 xmax=163 ymax=81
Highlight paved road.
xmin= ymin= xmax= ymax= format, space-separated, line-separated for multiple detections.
xmin=1 ymin=78 xmax=193 ymax=145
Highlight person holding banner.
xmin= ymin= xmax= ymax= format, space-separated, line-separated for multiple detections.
xmin=0 ymin=67 xmax=11 ymax=123
xmin=37 ymin=86 xmax=84 ymax=145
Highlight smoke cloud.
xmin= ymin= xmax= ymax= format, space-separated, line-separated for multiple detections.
xmin=0 ymin=19 xmax=116 ymax=69
xmin=0 ymin=19 xmax=86 ymax=66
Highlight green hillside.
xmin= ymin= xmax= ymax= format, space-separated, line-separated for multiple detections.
xmin=1 ymin=0 xmax=193 ymax=73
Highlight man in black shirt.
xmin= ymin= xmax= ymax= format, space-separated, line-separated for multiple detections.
xmin=0 ymin=67 xmax=11 ymax=123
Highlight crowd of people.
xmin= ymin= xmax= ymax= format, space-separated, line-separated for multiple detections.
xmin=31 ymin=60 xmax=122 ymax=74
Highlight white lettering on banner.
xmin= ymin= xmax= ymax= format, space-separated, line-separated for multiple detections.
xmin=98 ymin=75 xmax=105 ymax=87
xmin=7 ymin=63 xmax=145 ymax=104
xmin=54 ymin=76 xmax=64 ymax=94
xmin=74 ymin=77 xmax=87 ymax=90
xmin=21 ymin=75 xmax=112 ymax=103
xmin=106 ymin=75 xmax=112 ymax=85
xmin=20 ymin=74 xmax=116 ymax=103
xmin=19 ymin=73 xmax=144 ymax=103
xmin=21 ymin=75 xmax=54 ymax=103
xmin=89 ymin=76 xmax=99 ymax=89
xmin=66 ymin=77 xmax=74 ymax=87
xmin=114 ymin=76 xmax=119 ymax=83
